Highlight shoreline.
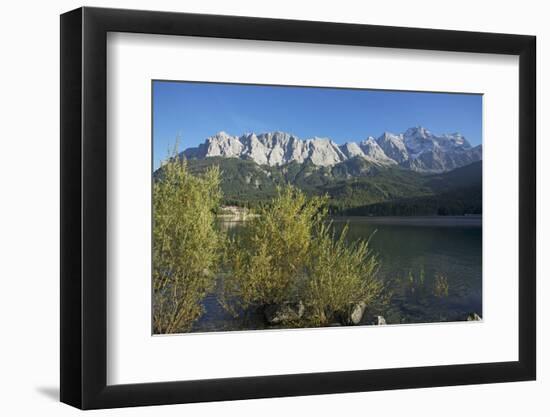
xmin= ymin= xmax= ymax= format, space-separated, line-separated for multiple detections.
xmin=217 ymin=214 xmax=482 ymax=227
xmin=330 ymin=215 xmax=482 ymax=227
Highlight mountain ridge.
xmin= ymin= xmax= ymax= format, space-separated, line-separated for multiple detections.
xmin=182 ymin=127 xmax=482 ymax=173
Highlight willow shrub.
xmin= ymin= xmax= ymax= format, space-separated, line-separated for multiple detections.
xmin=222 ymin=185 xmax=384 ymax=326
xmin=221 ymin=186 xmax=326 ymax=314
xmin=304 ymin=224 xmax=383 ymax=326
xmin=153 ymin=151 xmax=223 ymax=334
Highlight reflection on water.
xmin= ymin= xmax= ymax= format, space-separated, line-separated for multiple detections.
xmin=193 ymin=216 xmax=482 ymax=332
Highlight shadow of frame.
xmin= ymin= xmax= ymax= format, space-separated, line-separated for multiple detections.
xmin=35 ymin=386 xmax=59 ymax=401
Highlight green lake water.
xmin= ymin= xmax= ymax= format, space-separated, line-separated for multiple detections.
xmin=193 ymin=216 xmax=482 ymax=332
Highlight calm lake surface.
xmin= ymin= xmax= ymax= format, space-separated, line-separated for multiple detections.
xmin=193 ymin=216 xmax=482 ymax=332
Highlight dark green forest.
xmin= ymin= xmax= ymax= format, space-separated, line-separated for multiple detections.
xmin=182 ymin=157 xmax=482 ymax=216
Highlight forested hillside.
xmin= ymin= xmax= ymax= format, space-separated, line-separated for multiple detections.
xmin=182 ymin=157 xmax=482 ymax=216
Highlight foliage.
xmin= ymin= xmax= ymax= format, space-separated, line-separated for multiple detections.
xmin=409 ymin=267 xmax=425 ymax=295
xmin=152 ymin=149 xmax=223 ymax=334
xmin=221 ymin=186 xmax=326 ymax=314
xmin=184 ymin=157 xmax=482 ymax=216
xmin=221 ymin=185 xmax=385 ymax=327
xmin=398 ymin=267 xmax=450 ymax=301
xmin=433 ymin=274 xmax=450 ymax=298
xmin=304 ymin=224 xmax=384 ymax=326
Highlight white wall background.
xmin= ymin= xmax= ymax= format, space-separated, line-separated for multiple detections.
xmin=0 ymin=0 xmax=546 ymax=415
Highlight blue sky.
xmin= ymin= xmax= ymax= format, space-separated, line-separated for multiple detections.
xmin=153 ymin=81 xmax=482 ymax=169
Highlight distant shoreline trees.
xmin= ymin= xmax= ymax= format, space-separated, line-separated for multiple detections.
xmin=182 ymin=157 xmax=482 ymax=217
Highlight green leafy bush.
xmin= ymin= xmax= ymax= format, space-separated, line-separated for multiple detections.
xmin=221 ymin=185 xmax=385 ymax=326
xmin=221 ymin=186 xmax=326 ymax=314
xmin=153 ymin=150 xmax=223 ymax=334
xmin=304 ymin=224 xmax=383 ymax=326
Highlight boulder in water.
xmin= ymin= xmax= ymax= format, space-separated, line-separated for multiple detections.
xmin=340 ymin=302 xmax=367 ymax=325
xmin=467 ymin=312 xmax=482 ymax=321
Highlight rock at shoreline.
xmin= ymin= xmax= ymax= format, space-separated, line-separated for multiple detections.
xmin=264 ymin=301 xmax=305 ymax=325
xmin=365 ymin=315 xmax=387 ymax=325
xmin=467 ymin=312 xmax=482 ymax=321
xmin=339 ymin=302 xmax=367 ymax=325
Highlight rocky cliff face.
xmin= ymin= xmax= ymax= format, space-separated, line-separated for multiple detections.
xmin=376 ymin=132 xmax=409 ymax=163
xmin=182 ymin=126 xmax=482 ymax=173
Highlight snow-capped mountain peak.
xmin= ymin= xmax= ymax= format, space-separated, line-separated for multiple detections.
xmin=182 ymin=127 xmax=481 ymax=172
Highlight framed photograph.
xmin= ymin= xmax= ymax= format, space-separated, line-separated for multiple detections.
xmin=60 ymin=6 xmax=536 ymax=409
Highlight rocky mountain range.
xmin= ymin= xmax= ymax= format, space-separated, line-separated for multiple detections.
xmin=182 ymin=126 xmax=482 ymax=173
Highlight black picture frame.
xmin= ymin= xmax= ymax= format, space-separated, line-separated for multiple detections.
xmin=60 ymin=6 xmax=536 ymax=410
